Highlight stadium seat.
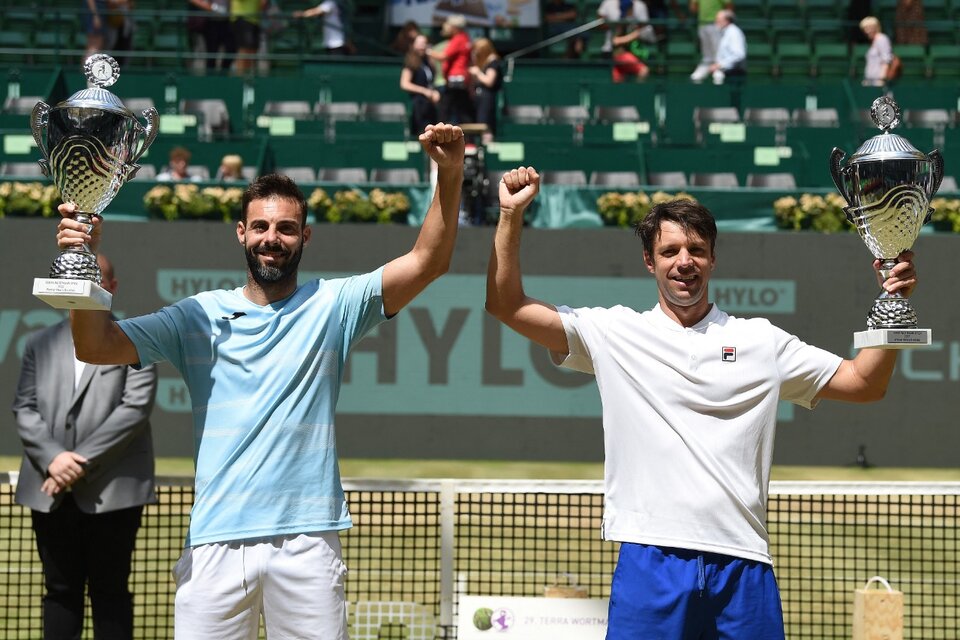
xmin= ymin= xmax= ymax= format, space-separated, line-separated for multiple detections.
xmin=317 ymin=168 xmax=368 ymax=183
xmin=3 ymin=96 xmax=43 ymax=115
xmin=747 ymin=173 xmax=797 ymax=189
xmin=186 ymin=166 xmax=211 ymax=181
xmin=315 ymin=102 xmax=361 ymax=122
xmin=938 ymin=176 xmax=958 ymax=192
xmin=123 ymin=97 xmax=157 ymax=115
xmin=130 ymin=164 xmax=157 ymax=181
xmin=693 ymin=106 xmax=740 ymax=144
xmin=594 ymin=105 xmax=641 ymax=124
xmin=180 ymin=99 xmax=230 ymax=139
xmin=263 ymin=101 xmax=313 ymax=119
xmin=646 ymin=172 xmax=688 ymax=188
xmin=361 ymin=102 xmax=407 ymax=122
xmin=590 ymin=171 xmax=641 ymax=188
xmin=792 ymin=108 xmax=840 ymax=128
xmin=690 ymin=172 xmax=739 ymax=187
xmin=278 ymin=166 xmax=317 ymax=183
xmin=370 ymin=168 xmax=422 ymax=185
xmin=546 ymin=105 xmax=590 ymax=125
xmin=504 ymin=105 xmax=545 ymax=125
xmin=744 ymin=108 xmax=791 ymax=128
xmin=0 ymin=162 xmax=45 ymax=177
xmin=540 ymin=170 xmax=588 ymax=186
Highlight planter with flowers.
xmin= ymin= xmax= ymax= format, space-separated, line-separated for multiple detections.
xmin=144 ymin=184 xmax=244 ymax=221
xmin=596 ymin=190 xmax=697 ymax=228
xmin=0 ymin=182 xmax=61 ymax=218
xmin=307 ymin=187 xmax=410 ymax=224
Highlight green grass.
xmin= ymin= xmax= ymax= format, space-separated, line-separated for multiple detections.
xmin=4 ymin=456 xmax=960 ymax=481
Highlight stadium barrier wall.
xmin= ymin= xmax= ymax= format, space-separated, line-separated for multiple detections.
xmin=1 ymin=221 xmax=958 ymax=466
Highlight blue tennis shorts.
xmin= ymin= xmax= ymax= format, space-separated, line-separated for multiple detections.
xmin=606 ymin=543 xmax=785 ymax=640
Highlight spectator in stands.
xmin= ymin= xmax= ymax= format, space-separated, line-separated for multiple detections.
xmin=689 ymin=0 xmax=733 ymax=82
xmin=429 ymin=14 xmax=474 ymax=126
xmin=469 ymin=38 xmax=503 ymax=142
xmin=83 ymin=0 xmax=107 ymax=58
xmin=229 ymin=0 xmax=267 ymax=75
xmin=14 ymin=254 xmax=157 ymax=640
xmin=216 ymin=154 xmax=246 ymax=182
xmin=846 ymin=0 xmax=873 ymax=44
xmin=487 ymin=169 xmax=920 ymax=640
xmin=391 ymin=20 xmax=421 ymax=55
xmin=707 ymin=9 xmax=746 ymax=84
xmin=400 ymin=34 xmax=441 ymax=139
xmin=895 ymin=0 xmax=927 ymax=45
xmin=54 ymin=123 xmax=466 ymax=639
xmin=188 ymin=0 xmax=236 ymax=72
xmin=544 ymin=0 xmax=584 ymax=58
xmin=294 ymin=0 xmax=352 ymax=55
xmin=860 ymin=16 xmax=893 ymax=86
xmin=157 ymin=147 xmax=204 ymax=182
xmin=600 ymin=0 xmax=657 ymax=83
xmin=104 ymin=0 xmax=136 ymax=66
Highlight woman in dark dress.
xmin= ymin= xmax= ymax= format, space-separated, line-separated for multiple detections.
xmin=399 ymin=34 xmax=440 ymax=138
xmin=468 ymin=38 xmax=503 ymax=142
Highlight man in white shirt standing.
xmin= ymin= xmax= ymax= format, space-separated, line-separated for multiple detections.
xmin=294 ymin=0 xmax=349 ymax=54
xmin=485 ymin=167 xmax=918 ymax=639
xmin=708 ymin=9 xmax=746 ymax=84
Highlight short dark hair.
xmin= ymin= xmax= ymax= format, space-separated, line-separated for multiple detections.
xmin=635 ymin=199 xmax=718 ymax=256
xmin=241 ymin=173 xmax=308 ymax=225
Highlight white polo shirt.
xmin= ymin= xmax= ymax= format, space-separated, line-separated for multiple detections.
xmin=553 ymin=303 xmax=842 ymax=564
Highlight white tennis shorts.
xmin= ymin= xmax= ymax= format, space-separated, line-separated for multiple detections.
xmin=172 ymin=531 xmax=348 ymax=639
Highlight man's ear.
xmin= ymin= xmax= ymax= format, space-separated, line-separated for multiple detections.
xmin=643 ymin=250 xmax=655 ymax=274
xmin=303 ymin=225 xmax=312 ymax=246
xmin=237 ymin=221 xmax=245 ymax=245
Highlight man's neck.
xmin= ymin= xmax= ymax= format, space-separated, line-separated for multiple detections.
xmin=242 ymin=275 xmax=298 ymax=306
xmin=659 ymin=299 xmax=712 ymax=328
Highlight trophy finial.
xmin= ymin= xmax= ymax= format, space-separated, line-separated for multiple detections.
xmin=83 ymin=54 xmax=120 ymax=89
xmin=870 ymin=96 xmax=900 ymax=132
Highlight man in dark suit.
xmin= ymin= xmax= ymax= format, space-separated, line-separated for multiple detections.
xmin=13 ymin=254 xmax=158 ymax=640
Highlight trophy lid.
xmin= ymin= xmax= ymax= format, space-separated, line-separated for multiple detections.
xmin=847 ymin=97 xmax=927 ymax=163
xmin=56 ymin=54 xmax=133 ymax=117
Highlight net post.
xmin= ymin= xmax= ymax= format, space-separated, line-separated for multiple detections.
xmin=439 ymin=480 xmax=456 ymax=628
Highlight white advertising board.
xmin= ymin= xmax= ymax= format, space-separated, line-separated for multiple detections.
xmin=457 ymin=595 xmax=608 ymax=639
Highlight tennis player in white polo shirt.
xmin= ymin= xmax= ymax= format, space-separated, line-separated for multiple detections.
xmin=485 ymin=167 xmax=918 ymax=639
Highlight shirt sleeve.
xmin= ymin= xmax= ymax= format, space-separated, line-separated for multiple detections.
xmin=773 ymin=325 xmax=843 ymax=410
xmin=549 ymin=305 xmax=611 ymax=374
xmin=117 ymin=302 xmax=190 ymax=372
xmin=336 ymin=266 xmax=389 ymax=350
xmin=877 ymin=34 xmax=893 ymax=63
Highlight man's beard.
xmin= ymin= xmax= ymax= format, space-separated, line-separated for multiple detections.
xmin=245 ymin=242 xmax=303 ymax=287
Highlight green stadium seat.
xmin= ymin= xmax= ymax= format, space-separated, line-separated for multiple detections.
xmin=746 ymin=42 xmax=776 ymax=77
xmin=928 ymin=45 xmax=960 ymax=79
xmin=895 ymin=44 xmax=930 ymax=79
xmin=665 ymin=41 xmax=698 ymax=76
xmin=777 ymin=42 xmax=815 ymax=77
xmin=814 ymin=43 xmax=853 ymax=78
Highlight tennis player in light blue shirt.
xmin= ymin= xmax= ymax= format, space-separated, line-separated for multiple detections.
xmin=56 ymin=123 xmax=467 ymax=640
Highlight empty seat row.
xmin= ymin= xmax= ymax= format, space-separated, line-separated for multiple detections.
xmin=280 ymin=167 xmax=423 ymax=184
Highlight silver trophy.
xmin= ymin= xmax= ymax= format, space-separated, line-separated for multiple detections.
xmin=30 ymin=54 xmax=158 ymax=310
xmin=830 ymin=96 xmax=942 ymax=349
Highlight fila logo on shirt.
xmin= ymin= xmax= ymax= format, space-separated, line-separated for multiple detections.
xmin=721 ymin=347 xmax=737 ymax=362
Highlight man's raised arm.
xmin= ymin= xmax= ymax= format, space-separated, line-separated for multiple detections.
xmin=484 ymin=167 xmax=568 ymax=354
xmin=381 ymin=123 xmax=465 ymax=316
xmin=56 ymin=204 xmax=139 ymax=365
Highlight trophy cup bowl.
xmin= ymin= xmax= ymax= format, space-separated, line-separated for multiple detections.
xmin=30 ymin=54 xmax=158 ymax=310
xmin=829 ymin=96 xmax=941 ymax=349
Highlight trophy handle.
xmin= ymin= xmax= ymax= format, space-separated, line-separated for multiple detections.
xmin=829 ymin=147 xmax=850 ymax=203
xmin=30 ymin=101 xmax=51 ymax=177
xmin=130 ymin=107 xmax=160 ymax=166
xmin=928 ymin=148 xmax=944 ymax=197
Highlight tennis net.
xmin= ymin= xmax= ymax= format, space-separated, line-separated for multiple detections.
xmin=1 ymin=475 xmax=956 ymax=639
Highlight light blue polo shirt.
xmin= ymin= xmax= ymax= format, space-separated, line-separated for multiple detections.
xmin=117 ymin=268 xmax=386 ymax=546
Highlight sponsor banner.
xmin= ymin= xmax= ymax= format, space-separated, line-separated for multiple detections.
xmin=388 ymin=0 xmax=541 ymax=28
xmin=458 ymin=595 xmax=607 ymax=639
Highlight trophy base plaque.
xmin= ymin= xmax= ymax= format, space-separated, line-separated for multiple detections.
xmin=33 ymin=278 xmax=112 ymax=311
xmin=854 ymin=328 xmax=932 ymax=349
